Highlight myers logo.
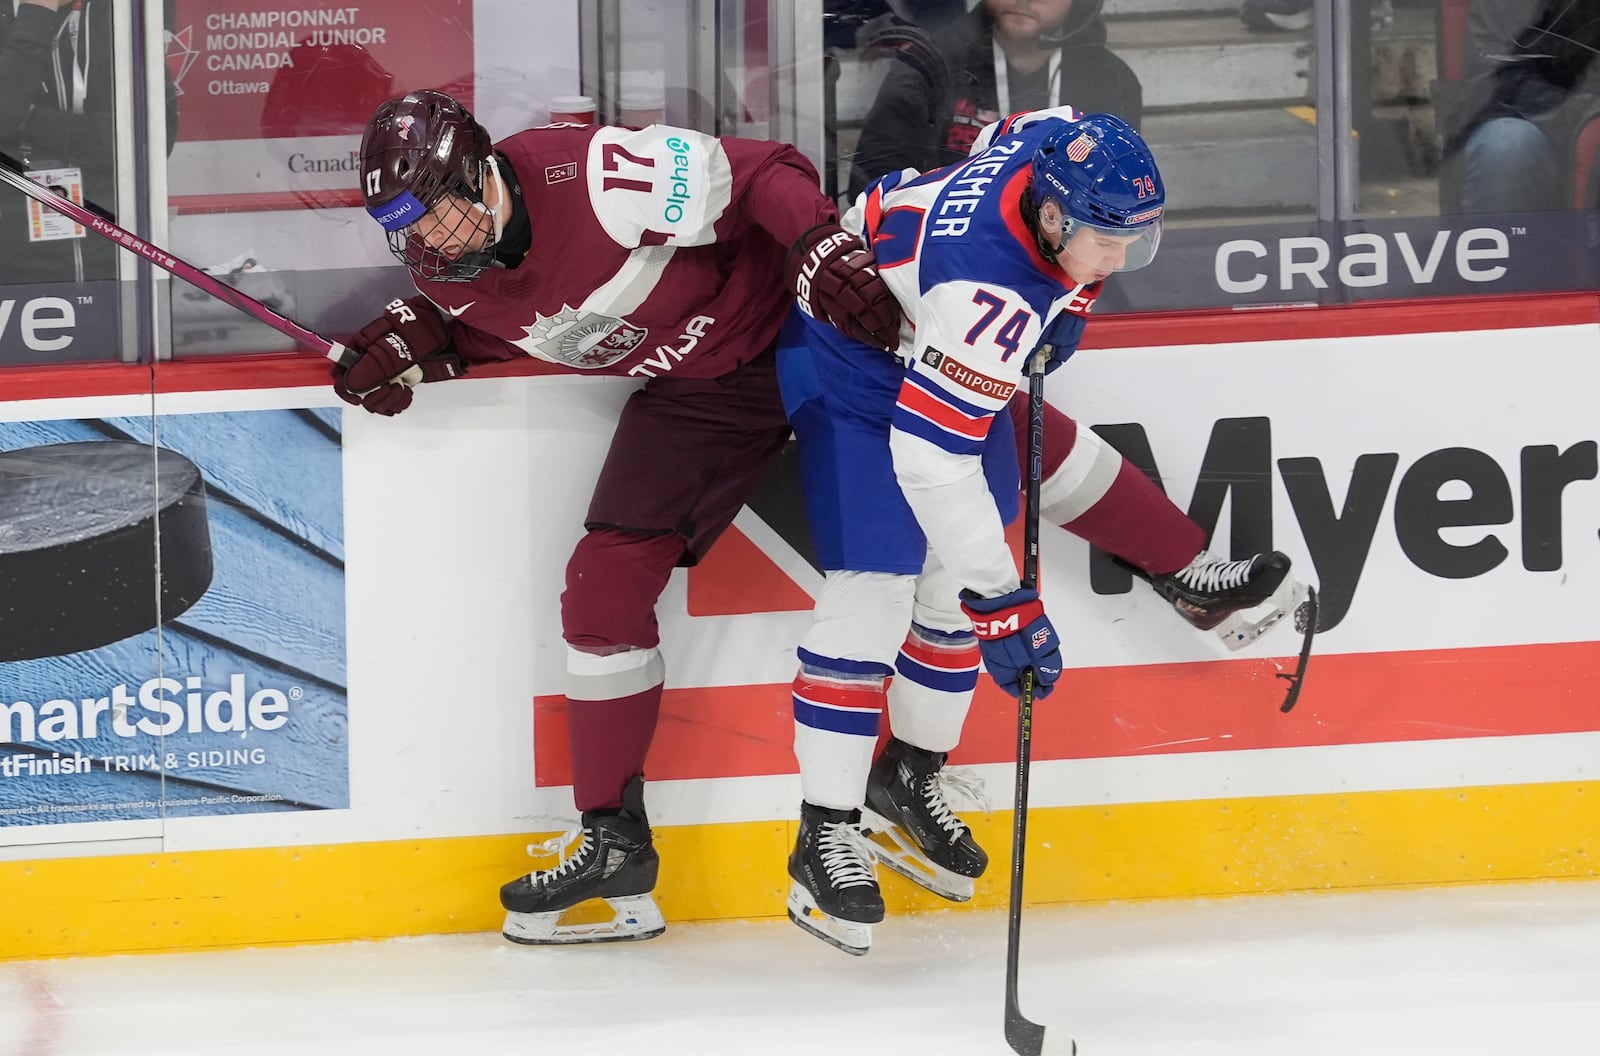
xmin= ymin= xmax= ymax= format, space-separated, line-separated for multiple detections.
xmin=1091 ymin=415 xmax=1600 ymax=633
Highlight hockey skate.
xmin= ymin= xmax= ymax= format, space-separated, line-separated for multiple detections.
xmin=1143 ymin=550 xmax=1320 ymax=712
xmin=499 ymin=775 xmax=665 ymax=945
xmin=787 ymin=802 xmax=885 ymax=956
xmin=860 ymin=738 xmax=988 ymax=902
xmin=1144 ymin=550 xmax=1306 ymax=650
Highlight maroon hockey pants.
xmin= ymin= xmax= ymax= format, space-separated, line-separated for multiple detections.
xmin=1007 ymin=395 xmax=1204 ymax=574
xmin=559 ymin=349 xmax=791 ymax=811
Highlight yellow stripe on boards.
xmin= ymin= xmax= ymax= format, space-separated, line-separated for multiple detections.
xmin=2 ymin=781 xmax=1596 ymax=960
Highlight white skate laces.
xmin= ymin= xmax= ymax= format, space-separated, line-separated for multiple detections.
xmin=528 ymin=828 xmax=592 ymax=885
xmin=923 ymin=767 xmax=988 ymax=842
xmin=1177 ymin=552 xmax=1257 ymax=592
xmin=817 ymin=822 xmax=876 ymax=889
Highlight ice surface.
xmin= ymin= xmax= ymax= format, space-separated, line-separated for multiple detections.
xmin=2 ymin=880 xmax=1597 ymax=1055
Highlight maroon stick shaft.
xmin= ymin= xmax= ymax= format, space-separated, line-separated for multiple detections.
xmin=0 ymin=159 xmax=356 ymax=368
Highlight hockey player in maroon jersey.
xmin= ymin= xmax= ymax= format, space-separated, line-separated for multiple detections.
xmin=339 ymin=89 xmax=900 ymax=946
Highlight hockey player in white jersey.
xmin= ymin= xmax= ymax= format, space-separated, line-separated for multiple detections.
xmin=774 ymin=108 xmax=1311 ymax=955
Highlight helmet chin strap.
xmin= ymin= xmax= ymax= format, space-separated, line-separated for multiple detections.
xmin=482 ymin=154 xmax=508 ymax=245
xmin=1024 ymin=190 xmax=1067 ymax=263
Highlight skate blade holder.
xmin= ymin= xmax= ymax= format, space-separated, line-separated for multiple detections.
xmin=502 ymin=893 xmax=665 ymax=946
xmin=1212 ymin=575 xmax=1310 ymax=652
xmin=860 ymin=809 xmax=976 ymax=903
xmin=786 ymin=886 xmax=873 ymax=956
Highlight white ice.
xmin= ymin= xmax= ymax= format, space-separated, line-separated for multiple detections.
xmin=3 ymin=879 xmax=1597 ymax=1055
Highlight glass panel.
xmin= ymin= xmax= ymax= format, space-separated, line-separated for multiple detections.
xmin=158 ymin=1 xmax=580 ymax=359
xmin=1351 ymin=0 xmax=1600 ymax=299
xmin=821 ymin=0 xmax=1325 ymax=312
xmin=0 ymin=0 xmax=128 ymax=366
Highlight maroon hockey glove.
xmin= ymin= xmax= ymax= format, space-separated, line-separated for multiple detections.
xmin=333 ymin=295 xmax=465 ymax=416
xmin=786 ymin=223 xmax=902 ymax=351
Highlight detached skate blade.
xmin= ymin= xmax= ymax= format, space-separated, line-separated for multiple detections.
xmin=859 ymin=808 xmax=976 ymax=903
xmin=786 ymin=884 xmax=872 ymax=956
xmin=502 ymin=893 xmax=665 ymax=946
xmin=1212 ymin=575 xmax=1310 ymax=651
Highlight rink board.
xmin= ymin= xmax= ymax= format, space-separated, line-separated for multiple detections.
xmin=1 ymin=297 xmax=1599 ymax=958
xmin=3 ymin=778 xmax=1599 ymax=958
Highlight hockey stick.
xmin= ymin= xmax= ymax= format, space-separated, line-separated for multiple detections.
xmin=1003 ymin=345 xmax=1076 ymax=1056
xmin=0 ymin=153 xmax=356 ymax=368
xmin=1276 ymin=586 xmax=1318 ymax=713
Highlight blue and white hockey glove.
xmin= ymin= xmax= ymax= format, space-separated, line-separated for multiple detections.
xmin=960 ymin=587 xmax=1063 ymax=699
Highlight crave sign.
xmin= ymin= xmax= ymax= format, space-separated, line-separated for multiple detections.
xmin=165 ymin=0 xmax=474 ymax=209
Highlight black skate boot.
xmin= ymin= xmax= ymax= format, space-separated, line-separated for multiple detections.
xmin=1143 ymin=550 xmax=1319 ymax=711
xmin=499 ymin=775 xmax=664 ymax=945
xmin=786 ymin=802 xmax=885 ymax=956
xmin=861 ymin=738 xmax=987 ymax=902
xmin=1145 ymin=550 xmax=1292 ymax=633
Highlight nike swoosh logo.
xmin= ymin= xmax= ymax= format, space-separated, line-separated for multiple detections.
xmin=447 ymin=302 xmax=475 ymax=317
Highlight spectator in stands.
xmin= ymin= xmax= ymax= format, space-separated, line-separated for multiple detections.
xmin=1442 ymin=0 xmax=1600 ymax=214
xmin=847 ymin=0 xmax=1142 ymax=198
xmin=0 ymin=0 xmax=178 ymax=286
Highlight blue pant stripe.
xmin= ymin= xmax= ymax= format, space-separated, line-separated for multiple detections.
xmin=895 ymin=653 xmax=980 ymax=693
xmin=793 ymin=698 xmax=882 ymax=737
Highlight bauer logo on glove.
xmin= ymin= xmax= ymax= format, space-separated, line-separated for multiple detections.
xmin=785 ymin=222 xmax=903 ymax=351
xmin=332 ymin=294 xmax=464 ymax=416
xmin=382 ymin=331 xmax=414 ymax=361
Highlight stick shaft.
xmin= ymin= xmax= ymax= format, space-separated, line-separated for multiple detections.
xmin=0 ymin=158 xmax=356 ymax=368
xmin=1003 ymin=347 xmax=1061 ymax=1056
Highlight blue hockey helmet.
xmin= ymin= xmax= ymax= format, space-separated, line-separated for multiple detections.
xmin=1028 ymin=113 xmax=1164 ymax=273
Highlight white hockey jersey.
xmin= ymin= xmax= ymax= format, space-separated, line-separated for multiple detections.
xmin=842 ymin=106 xmax=1101 ymax=597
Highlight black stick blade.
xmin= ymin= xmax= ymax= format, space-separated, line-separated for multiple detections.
xmin=1006 ymin=1005 xmax=1077 ymax=1055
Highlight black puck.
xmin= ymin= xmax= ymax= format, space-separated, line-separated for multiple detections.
xmin=0 ymin=440 xmax=212 ymax=662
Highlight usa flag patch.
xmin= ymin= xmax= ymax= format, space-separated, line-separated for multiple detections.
xmin=1065 ymin=133 xmax=1095 ymax=163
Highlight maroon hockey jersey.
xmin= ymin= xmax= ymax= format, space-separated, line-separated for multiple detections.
xmin=413 ymin=123 xmax=833 ymax=380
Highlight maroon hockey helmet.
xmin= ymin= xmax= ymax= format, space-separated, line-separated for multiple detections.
xmin=359 ymin=89 xmax=499 ymax=281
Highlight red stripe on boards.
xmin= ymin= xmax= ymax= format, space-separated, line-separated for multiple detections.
xmin=532 ymin=639 xmax=1600 ymax=785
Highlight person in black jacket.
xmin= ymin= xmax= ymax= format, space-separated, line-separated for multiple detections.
xmin=1442 ymin=0 xmax=1600 ymax=213
xmin=0 ymin=0 xmax=178 ymax=286
xmin=847 ymin=0 xmax=1142 ymax=197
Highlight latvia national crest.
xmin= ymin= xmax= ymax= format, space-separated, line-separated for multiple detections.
xmin=513 ymin=306 xmax=648 ymax=368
